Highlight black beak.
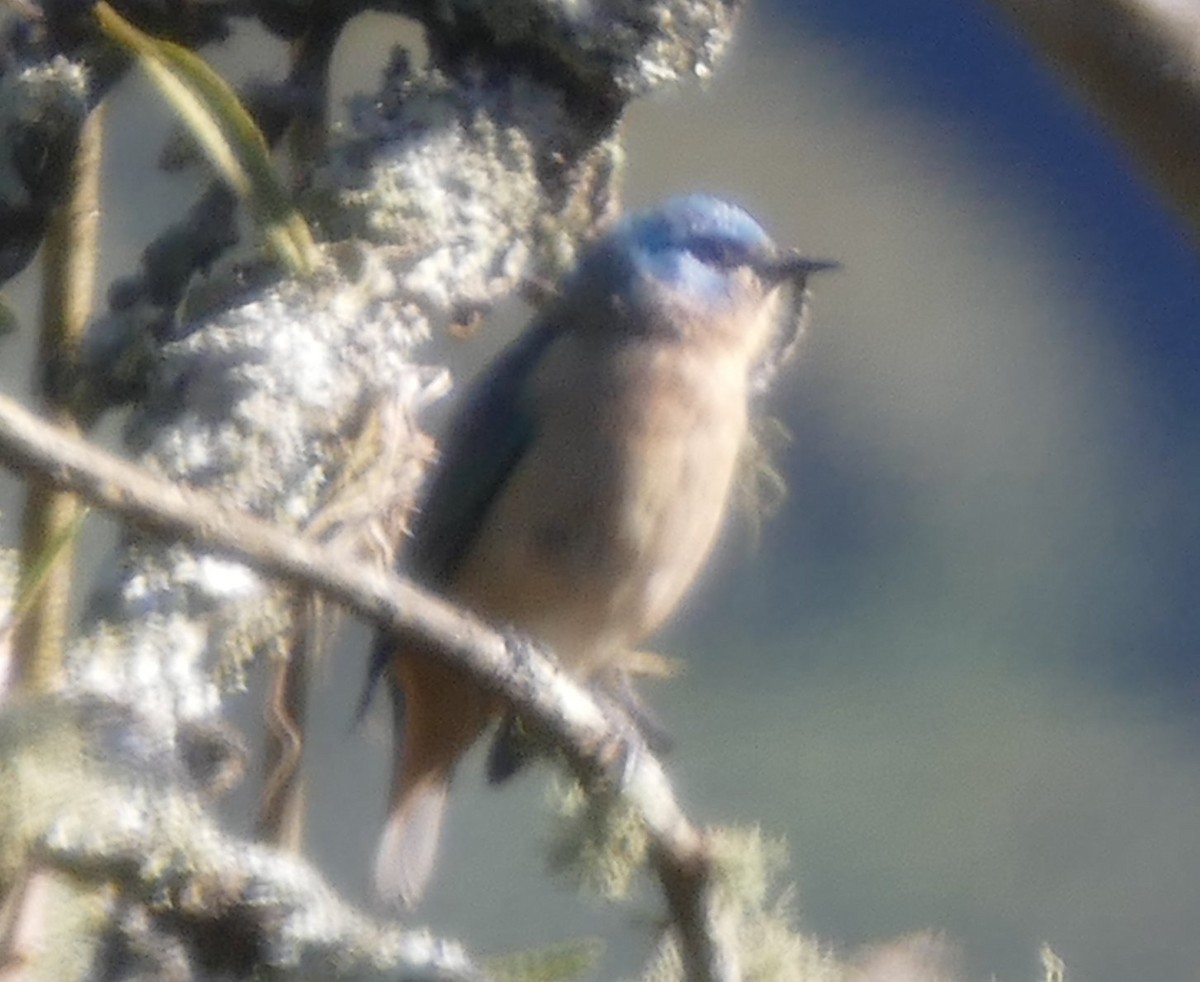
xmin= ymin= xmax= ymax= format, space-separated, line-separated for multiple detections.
xmin=759 ymin=249 xmax=841 ymax=286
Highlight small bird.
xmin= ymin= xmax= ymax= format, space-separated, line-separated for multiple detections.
xmin=366 ymin=193 xmax=832 ymax=905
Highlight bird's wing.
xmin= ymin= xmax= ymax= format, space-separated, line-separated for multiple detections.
xmin=407 ymin=318 xmax=560 ymax=586
xmin=358 ymin=317 xmax=559 ymax=717
xmin=363 ymin=317 xmax=563 ymax=906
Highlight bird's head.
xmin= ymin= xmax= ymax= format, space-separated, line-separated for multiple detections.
xmin=623 ymin=194 xmax=830 ymax=304
xmin=572 ymin=194 xmax=835 ymax=360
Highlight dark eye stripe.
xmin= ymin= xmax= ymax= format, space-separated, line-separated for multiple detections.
xmin=687 ymin=236 xmax=743 ymax=268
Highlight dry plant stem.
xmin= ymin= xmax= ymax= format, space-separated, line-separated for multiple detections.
xmin=988 ymin=0 xmax=1200 ymax=239
xmin=251 ymin=8 xmax=358 ymax=848
xmin=0 ymin=392 xmax=736 ymax=982
xmin=257 ymin=602 xmax=311 ymax=850
xmin=14 ymin=105 xmax=103 ymax=693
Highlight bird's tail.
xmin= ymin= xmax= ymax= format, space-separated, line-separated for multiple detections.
xmin=373 ymin=647 xmax=496 ymax=906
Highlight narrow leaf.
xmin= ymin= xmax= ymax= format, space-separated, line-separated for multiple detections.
xmin=486 ymin=938 xmax=604 ymax=982
xmin=0 ymin=296 xmax=17 ymax=336
xmin=10 ymin=506 xmax=89 ymax=624
xmin=93 ymin=2 xmax=317 ymax=274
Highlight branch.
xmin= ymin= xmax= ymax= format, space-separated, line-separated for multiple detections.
xmin=13 ymin=96 xmax=103 ymax=693
xmin=0 ymin=393 xmax=737 ymax=982
xmin=0 ymin=686 xmax=486 ymax=981
xmin=987 ymin=0 xmax=1200 ymax=240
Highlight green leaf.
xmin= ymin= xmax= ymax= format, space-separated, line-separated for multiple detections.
xmin=94 ymin=2 xmax=317 ymax=275
xmin=486 ymin=938 xmax=604 ymax=982
xmin=11 ymin=507 xmax=89 ymax=624
xmin=0 ymin=296 xmax=17 ymax=336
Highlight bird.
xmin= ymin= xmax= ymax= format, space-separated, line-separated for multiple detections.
xmin=364 ymin=193 xmax=833 ymax=906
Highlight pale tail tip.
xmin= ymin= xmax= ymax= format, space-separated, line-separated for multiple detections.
xmin=373 ymin=785 xmax=448 ymax=908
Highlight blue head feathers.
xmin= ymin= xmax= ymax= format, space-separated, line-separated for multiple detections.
xmin=601 ymin=194 xmax=782 ymax=306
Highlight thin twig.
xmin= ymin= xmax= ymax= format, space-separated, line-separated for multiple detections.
xmin=0 ymin=392 xmax=736 ymax=982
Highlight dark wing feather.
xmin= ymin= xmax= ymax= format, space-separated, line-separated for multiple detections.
xmin=358 ymin=318 xmax=559 ymax=718
xmin=406 ymin=319 xmax=559 ymax=586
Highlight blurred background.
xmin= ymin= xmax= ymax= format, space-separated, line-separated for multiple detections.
xmin=3 ymin=2 xmax=1199 ymax=980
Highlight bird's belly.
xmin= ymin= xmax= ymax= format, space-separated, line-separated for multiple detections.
xmin=452 ymin=363 xmax=746 ymax=675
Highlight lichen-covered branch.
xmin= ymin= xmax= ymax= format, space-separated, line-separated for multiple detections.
xmin=0 ymin=692 xmax=486 ymax=981
xmin=1 ymin=2 xmax=751 ymax=979
xmin=0 ymin=383 xmax=739 ymax=980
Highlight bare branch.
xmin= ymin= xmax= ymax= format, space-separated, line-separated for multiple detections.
xmin=988 ymin=0 xmax=1200 ymax=239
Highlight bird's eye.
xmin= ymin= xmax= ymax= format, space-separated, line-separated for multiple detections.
xmin=687 ymin=236 xmax=741 ymax=268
